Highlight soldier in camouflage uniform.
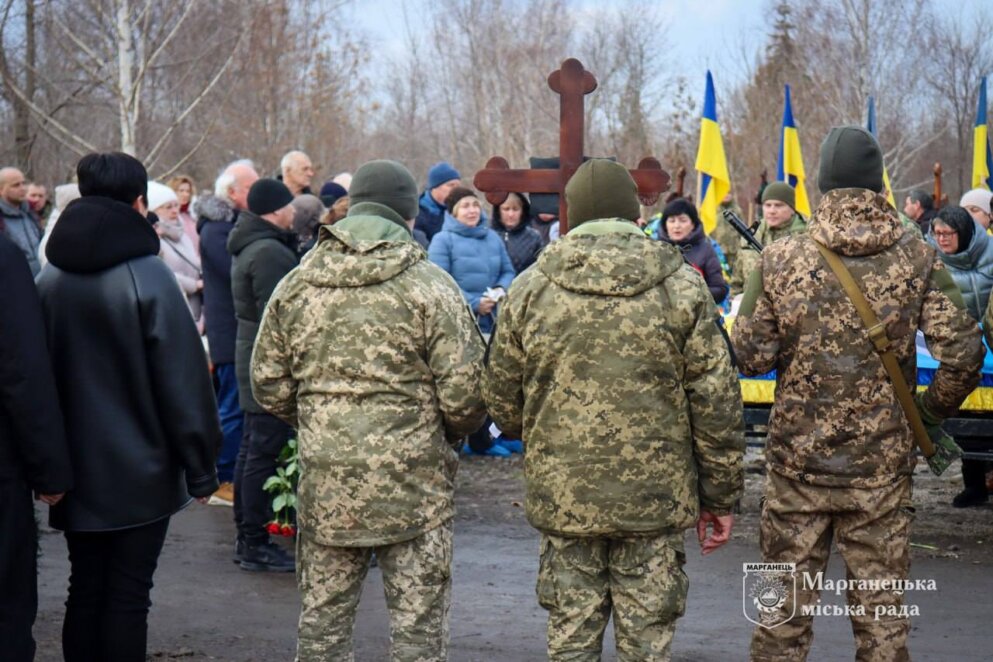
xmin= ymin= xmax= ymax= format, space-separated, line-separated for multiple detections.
xmin=251 ymin=160 xmax=487 ymax=662
xmin=730 ymin=182 xmax=807 ymax=295
xmin=732 ymin=126 xmax=984 ymax=662
xmin=713 ymin=191 xmax=743 ymax=286
xmin=483 ymin=159 xmax=745 ymax=661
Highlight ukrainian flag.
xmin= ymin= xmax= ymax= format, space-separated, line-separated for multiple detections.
xmin=776 ymin=85 xmax=811 ymax=217
xmin=694 ymin=70 xmax=730 ymax=235
xmin=974 ymin=77 xmax=992 ymax=190
xmin=866 ymin=96 xmax=896 ymax=207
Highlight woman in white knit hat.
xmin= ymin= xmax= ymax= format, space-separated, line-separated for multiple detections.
xmin=148 ymin=180 xmax=204 ymax=333
xmin=960 ymin=188 xmax=993 ymax=230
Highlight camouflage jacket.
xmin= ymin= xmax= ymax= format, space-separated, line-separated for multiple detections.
xmin=733 ymin=189 xmax=983 ymax=488
xmin=251 ymin=207 xmax=486 ymax=546
xmin=731 ymin=213 xmax=807 ymax=294
xmin=483 ymin=220 xmax=744 ymax=537
xmin=713 ymin=201 xmax=743 ymax=278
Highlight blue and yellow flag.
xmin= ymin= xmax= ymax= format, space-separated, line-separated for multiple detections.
xmin=694 ymin=70 xmax=730 ymax=235
xmin=866 ymin=96 xmax=896 ymax=207
xmin=974 ymin=77 xmax=992 ymax=190
xmin=776 ymin=85 xmax=811 ymax=217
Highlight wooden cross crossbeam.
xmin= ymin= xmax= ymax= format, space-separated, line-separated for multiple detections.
xmin=474 ymin=58 xmax=670 ymax=236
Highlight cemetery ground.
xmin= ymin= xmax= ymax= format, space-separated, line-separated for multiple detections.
xmin=33 ymin=449 xmax=993 ymax=661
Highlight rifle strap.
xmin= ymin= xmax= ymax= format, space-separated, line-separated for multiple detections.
xmin=814 ymin=241 xmax=937 ymax=458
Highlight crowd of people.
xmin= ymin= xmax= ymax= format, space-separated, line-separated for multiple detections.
xmin=1 ymin=128 xmax=992 ymax=661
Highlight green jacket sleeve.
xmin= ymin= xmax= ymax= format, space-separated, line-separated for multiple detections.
xmin=732 ymin=262 xmax=781 ymax=376
xmin=426 ymin=276 xmax=487 ymax=447
xmin=481 ymin=289 xmax=526 ymax=441
xmin=250 ymin=294 xmax=299 ymax=428
xmin=683 ymin=284 xmax=746 ymax=514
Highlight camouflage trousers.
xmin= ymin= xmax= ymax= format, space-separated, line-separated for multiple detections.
xmin=751 ymin=471 xmax=913 ymax=662
xmin=296 ymin=520 xmax=453 ymax=662
xmin=537 ymin=531 xmax=688 ymax=661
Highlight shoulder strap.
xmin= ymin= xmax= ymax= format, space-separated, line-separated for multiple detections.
xmin=813 ymin=241 xmax=936 ymax=458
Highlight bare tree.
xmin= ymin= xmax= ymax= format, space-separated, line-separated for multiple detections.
xmin=923 ymin=6 xmax=993 ymax=197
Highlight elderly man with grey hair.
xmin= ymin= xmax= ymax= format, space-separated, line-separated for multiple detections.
xmin=0 ymin=167 xmax=42 ymax=276
xmin=280 ymin=150 xmax=314 ymax=197
xmin=194 ymin=159 xmax=259 ymax=518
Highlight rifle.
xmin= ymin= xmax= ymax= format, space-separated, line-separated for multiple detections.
xmin=722 ymin=208 xmax=764 ymax=253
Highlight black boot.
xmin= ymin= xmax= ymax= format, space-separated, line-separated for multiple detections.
xmin=240 ymin=539 xmax=296 ymax=572
xmin=952 ymin=486 xmax=989 ymax=508
xmin=954 ymin=460 xmax=990 ymax=508
xmin=232 ymin=537 xmax=245 ymax=565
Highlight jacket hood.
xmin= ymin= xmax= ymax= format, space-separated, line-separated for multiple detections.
xmin=807 ymin=188 xmax=904 ymax=257
xmin=45 ymin=196 xmax=160 ymax=273
xmin=538 ymin=220 xmax=683 ymax=296
xmin=299 ymin=215 xmax=424 ymax=288
xmin=226 ymin=210 xmax=297 ymax=256
xmin=442 ymin=212 xmax=490 ymax=238
xmin=194 ymin=194 xmax=236 ymax=231
xmin=934 ymin=218 xmax=991 ymax=271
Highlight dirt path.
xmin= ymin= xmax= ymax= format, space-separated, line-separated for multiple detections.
xmin=33 ymin=451 xmax=993 ymax=661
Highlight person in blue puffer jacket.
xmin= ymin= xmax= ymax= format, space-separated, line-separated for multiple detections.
xmin=429 ymin=187 xmax=515 ymax=335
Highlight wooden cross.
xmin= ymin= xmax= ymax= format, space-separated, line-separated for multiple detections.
xmin=473 ymin=58 xmax=670 ymax=236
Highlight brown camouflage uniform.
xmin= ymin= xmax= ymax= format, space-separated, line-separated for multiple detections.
xmin=252 ymin=211 xmax=486 ymax=662
xmin=730 ymin=213 xmax=807 ymax=295
xmin=484 ymin=206 xmax=744 ymax=659
xmin=732 ymin=188 xmax=983 ymax=662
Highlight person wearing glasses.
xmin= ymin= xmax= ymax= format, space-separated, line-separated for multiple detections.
xmin=928 ymin=205 xmax=993 ymax=508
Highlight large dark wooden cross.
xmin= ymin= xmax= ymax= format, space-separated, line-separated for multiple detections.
xmin=474 ymin=58 xmax=670 ymax=236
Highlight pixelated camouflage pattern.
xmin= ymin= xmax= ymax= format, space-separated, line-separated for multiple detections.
xmin=251 ymin=218 xmax=486 ymax=547
xmin=751 ymin=472 xmax=913 ymax=662
xmin=714 ymin=200 xmax=743 ymax=288
xmin=733 ymin=188 xmax=983 ymax=488
xmin=730 ymin=213 xmax=807 ymax=293
xmin=483 ymin=220 xmax=744 ymax=536
xmin=538 ymin=532 xmax=686 ymax=661
xmin=296 ymin=521 xmax=452 ymax=662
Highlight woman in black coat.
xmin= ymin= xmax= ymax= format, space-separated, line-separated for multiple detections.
xmin=36 ymin=153 xmax=221 ymax=662
xmin=656 ymin=198 xmax=729 ymax=304
xmin=491 ymin=192 xmax=543 ymax=275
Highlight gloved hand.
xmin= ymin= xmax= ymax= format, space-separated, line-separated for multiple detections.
xmin=914 ymin=394 xmax=962 ymax=476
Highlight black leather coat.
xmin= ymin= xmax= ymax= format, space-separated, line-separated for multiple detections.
xmin=38 ymin=196 xmax=221 ymax=531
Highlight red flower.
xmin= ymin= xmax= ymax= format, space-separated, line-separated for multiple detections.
xmin=267 ymin=522 xmax=281 ymax=535
xmin=281 ymin=524 xmax=295 ymax=537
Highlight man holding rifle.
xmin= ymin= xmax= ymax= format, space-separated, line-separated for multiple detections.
xmin=732 ymin=126 xmax=983 ymax=661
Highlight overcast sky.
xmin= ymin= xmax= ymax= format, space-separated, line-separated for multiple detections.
xmin=348 ymin=0 xmax=985 ymax=94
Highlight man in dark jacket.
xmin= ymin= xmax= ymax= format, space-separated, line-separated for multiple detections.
xmin=0 ymin=167 xmax=42 ymax=275
xmin=228 ymin=177 xmax=299 ymax=572
xmin=196 ymin=160 xmax=259 ymax=504
xmin=37 ymin=152 xmax=221 ymax=660
xmin=0 ymin=233 xmax=72 ymax=662
xmin=414 ymin=161 xmax=461 ymax=242
xmin=904 ymin=188 xmax=938 ymax=235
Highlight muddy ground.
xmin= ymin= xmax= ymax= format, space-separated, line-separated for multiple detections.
xmin=33 ymin=448 xmax=993 ymax=661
